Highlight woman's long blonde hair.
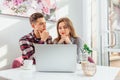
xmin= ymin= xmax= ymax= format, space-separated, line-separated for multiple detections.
xmin=55 ymin=17 xmax=78 ymax=42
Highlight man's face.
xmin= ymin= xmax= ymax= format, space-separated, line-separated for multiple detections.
xmin=32 ymin=18 xmax=46 ymax=33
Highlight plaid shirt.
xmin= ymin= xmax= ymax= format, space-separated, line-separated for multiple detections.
xmin=19 ymin=30 xmax=52 ymax=63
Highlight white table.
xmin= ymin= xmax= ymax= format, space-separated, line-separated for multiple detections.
xmin=0 ymin=64 xmax=119 ymax=80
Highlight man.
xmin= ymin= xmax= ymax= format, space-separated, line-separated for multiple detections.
xmin=13 ymin=13 xmax=52 ymax=68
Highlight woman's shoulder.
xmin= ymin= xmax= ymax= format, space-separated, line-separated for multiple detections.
xmin=72 ymin=36 xmax=84 ymax=44
xmin=72 ymin=36 xmax=81 ymax=41
xmin=75 ymin=37 xmax=83 ymax=41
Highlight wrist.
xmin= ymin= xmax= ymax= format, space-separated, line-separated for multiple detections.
xmin=41 ymin=39 xmax=45 ymax=42
xmin=39 ymin=40 xmax=45 ymax=44
xmin=41 ymin=38 xmax=47 ymax=42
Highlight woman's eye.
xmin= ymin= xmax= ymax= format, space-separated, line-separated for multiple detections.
xmin=64 ymin=26 xmax=68 ymax=29
xmin=58 ymin=26 xmax=62 ymax=29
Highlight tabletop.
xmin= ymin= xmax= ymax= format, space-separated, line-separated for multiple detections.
xmin=0 ymin=64 xmax=119 ymax=80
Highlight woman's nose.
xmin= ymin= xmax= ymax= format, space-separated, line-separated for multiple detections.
xmin=61 ymin=28 xmax=65 ymax=31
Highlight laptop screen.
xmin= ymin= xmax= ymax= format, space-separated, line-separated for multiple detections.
xmin=34 ymin=44 xmax=77 ymax=72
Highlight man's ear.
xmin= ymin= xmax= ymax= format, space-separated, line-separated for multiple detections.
xmin=31 ymin=23 xmax=35 ymax=28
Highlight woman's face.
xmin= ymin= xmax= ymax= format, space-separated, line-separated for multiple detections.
xmin=32 ymin=18 xmax=46 ymax=33
xmin=58 ymin=22 xmax=70 ymax=36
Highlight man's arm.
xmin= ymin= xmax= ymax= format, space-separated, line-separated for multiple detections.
xmin=19 ymin=39 xmax=34 ymax=60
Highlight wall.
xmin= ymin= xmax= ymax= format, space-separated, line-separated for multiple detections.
xmin=0 ymin=0 xmax=84 ymax=70
xmin=0 ymin=15 xmax=32 ymax=70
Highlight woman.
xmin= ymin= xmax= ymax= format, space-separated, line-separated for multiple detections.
xmin=53 ymin=17 xmax=94 ymax=63
xmin=53 ymin=17 xmax=81 ymax=63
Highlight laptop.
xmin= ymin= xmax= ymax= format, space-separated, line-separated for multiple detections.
xmin=34 ymin=44 xmax=77 ymax=72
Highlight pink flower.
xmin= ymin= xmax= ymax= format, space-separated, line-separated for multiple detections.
xmin=3 ymin=1 xmax=9 ymax=7
xmin=13 ymin=0 xmax=23 ymax=6
xmin=42 ymin=6 xmax=50 ymax=15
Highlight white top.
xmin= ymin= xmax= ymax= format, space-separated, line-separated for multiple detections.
xmin=0 ymin=64 xmax=119 ymax=80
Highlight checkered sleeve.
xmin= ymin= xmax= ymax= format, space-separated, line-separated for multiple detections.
xmin=19 ymin=39 xmax=34 ymax=60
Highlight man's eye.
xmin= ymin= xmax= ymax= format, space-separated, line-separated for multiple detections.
xmin=64 ymin=26 xmax=68 ymax=29
xmin=39 ymin=22 xmax=46 ymax=25
xmin=40 ymin=23 xmax=43 ymax=25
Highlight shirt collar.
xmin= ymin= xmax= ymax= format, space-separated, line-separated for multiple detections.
xmin=31 ymin=30 xmax=41 ymax=41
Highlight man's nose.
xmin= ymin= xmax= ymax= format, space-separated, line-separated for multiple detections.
xmin=43 ymin=26 xmax=46 ymax=30
xmin=43 ymin=22 xmax=46 ymax=25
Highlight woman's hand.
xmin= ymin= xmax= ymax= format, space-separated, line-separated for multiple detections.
xmin=64 ymin=36 xmax=71 ymax=44
xmin=58 ymin=35 xmax=71 ymax=44
xmin=58 ymin=37 xmax=65 ymax=44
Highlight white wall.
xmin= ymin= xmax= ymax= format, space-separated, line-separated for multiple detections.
xmin=0 ymin=14 xmax=32 ymax=70
xmin=56 ymin=0 xmax=83 ymax=37
xmin=0 ymin=0 xmax=85 ymax=70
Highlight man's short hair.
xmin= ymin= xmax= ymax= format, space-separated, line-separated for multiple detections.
xmin=29 ymin=12 xmax=44 ymax=24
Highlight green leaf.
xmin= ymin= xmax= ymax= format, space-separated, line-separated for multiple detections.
xmin=83 ymin=44 xmax=92 ymax=54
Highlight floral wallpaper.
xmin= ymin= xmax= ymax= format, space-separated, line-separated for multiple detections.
xmin=0 ymin=0 xmax=57 ymax=21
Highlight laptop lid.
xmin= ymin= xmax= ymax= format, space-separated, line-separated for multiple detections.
xmin=34 ymin=44 xmax=77 ymax=72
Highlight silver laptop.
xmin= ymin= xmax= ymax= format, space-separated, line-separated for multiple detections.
xmin=34 ymin=44 xmax=77 ymax=72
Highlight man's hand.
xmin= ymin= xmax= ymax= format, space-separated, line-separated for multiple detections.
xmin=40 ymin=30 xmax=49 ymax=42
